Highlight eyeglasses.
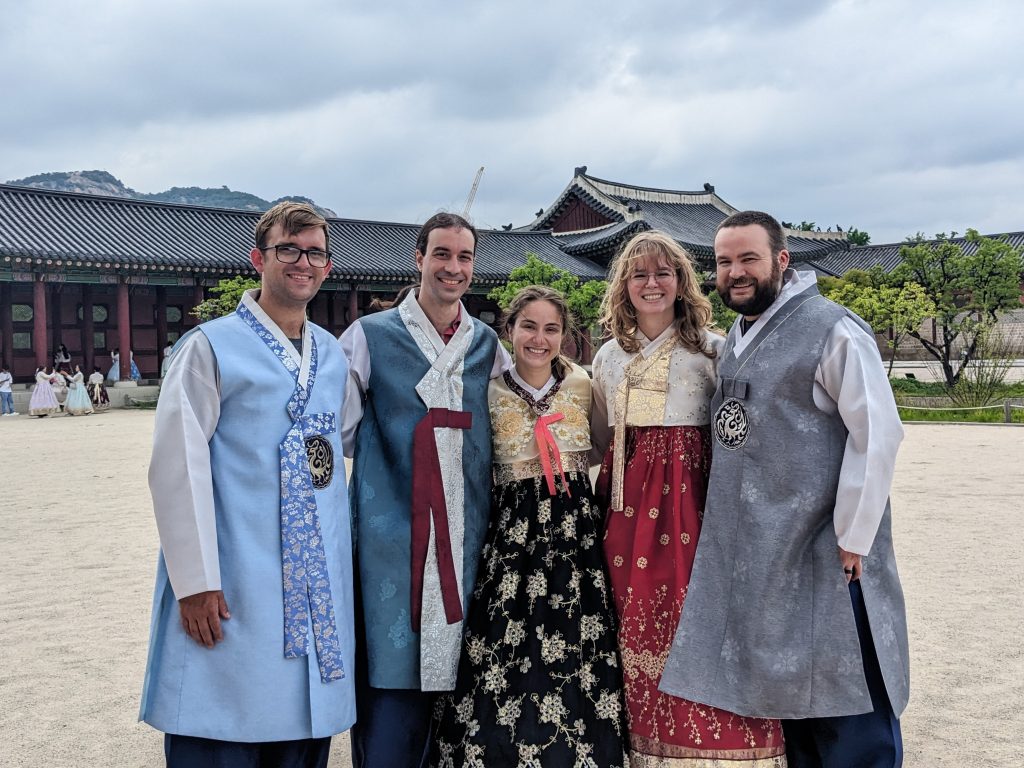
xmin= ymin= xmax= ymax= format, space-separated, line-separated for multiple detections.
xmin=629 ymin=270 xmax=676 ymax=284
xmin=260 ymin=244 xmax=332 ymax=268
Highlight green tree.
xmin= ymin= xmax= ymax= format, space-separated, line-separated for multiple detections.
xmin=487 ymin=253 xmax=607 ymax=330
xmin=845 ymin=227 xmax=871 ymax=246
xmin=889 ymin=230 xmax=1022 ymax=386
xmin=821 ymin=276 xmax=936 ymax=375
xmin=191 ymin=275 xmax=261 ymax=321
xmin=708 ymin=287 xmax=738 ymax=331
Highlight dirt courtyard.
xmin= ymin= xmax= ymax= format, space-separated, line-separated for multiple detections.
xmin=0 ymin=411 xmax=1020 ymax=767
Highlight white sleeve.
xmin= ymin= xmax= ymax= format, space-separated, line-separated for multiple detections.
xmin=815 ymin=316 xmax=904 ymax=555
xmin=339 ymin=322 xmax=371 ymax=458
xmin=589 ymin=352 xmax=612 ymax=466
xmin=490 ymin=342 xmax=513 ymax=379
xmin=148 ymin=331 xmax=223 ymax=599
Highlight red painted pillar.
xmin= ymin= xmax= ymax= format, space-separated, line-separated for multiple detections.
xmin=156 ymin=286 xmax=168 ymax=357
xmin=33 ymin=278 xmax=48 ymax=369
xmin=326 ymin=291 xmax=336 ymax=334
xmin=81 ymin=284 xmax=95 ymax=375
xmin=117 ymin=278 xmax=131 ymax=380
xmin=1 ymin=283 xmax=13 ymax=369
xmin=347 ymin=286 xmax=359 ymax=326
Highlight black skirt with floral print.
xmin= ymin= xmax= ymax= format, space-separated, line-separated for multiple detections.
xmin=430 ymin=472 xmax=628 ymax=768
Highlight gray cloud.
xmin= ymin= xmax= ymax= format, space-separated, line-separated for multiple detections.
xmin=3 ymin=0 xmax=1023 ymax=245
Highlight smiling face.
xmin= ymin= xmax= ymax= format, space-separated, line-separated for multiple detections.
xmin=249 ymin=223 xmax=329 ymax=311
xmin=714 ymin=224 xmax=789 ymax=320
xmin=510 ymin=298 xmax=564 ymax=383
xmin=625 ymin=255 xmax=679 ymax=334
xmin=415 ymin=225 xmax=475 ymax=315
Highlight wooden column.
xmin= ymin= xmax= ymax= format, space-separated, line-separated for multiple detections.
xmin=155 ymin=286 xmax=168 ymax=359
xmin=191 ymin=283 xmax=205 ymax=327
xmin=51 ymin=287 xmax=63 ymax=361
xmin=33 ymin=277 xmax=48 ymax=369
xmin=347 ymin=286 xmax=359 ymax=327
xmin=326 ymin=290 xmax=336 ymax=334
xmin=117 ymin=278 xmax=131 ymax=380
xmin=0 ymin=283 xmax=13 ymax=369
xmin=81 ymin=284 xmax=95 ymax=374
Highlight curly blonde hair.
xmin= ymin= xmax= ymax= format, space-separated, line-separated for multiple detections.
xmin=599 ymin=230 xmax=715 ymax=357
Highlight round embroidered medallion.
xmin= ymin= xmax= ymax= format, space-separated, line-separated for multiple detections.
xmin=305 ymin=435 xmax=334 ymax=489
xmin=713 ymin=398 xmax=749 ymax=450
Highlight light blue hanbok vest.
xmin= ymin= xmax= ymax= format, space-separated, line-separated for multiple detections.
xmin=139 ymin=314 xmax=356 ymax=742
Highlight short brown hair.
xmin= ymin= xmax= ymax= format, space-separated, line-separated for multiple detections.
xmin=501 ymin=285 xmax=576 ymax=380
xmin=716 ymin=210 xmax=787 ymax=255
xmin=416 ymin=212 xmax=478 ymax=256
xmin=254 ymin=201 xmax=330 ymax=253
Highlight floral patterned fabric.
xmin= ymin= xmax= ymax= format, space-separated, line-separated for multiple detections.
xmin=430 ymin=470 xmax=628 ymax=768
xmin=598 ymin=425 xmax=787 ymax=766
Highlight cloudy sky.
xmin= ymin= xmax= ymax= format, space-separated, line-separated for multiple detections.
xmin=4 ymin=0 xmax=1022 ymax=245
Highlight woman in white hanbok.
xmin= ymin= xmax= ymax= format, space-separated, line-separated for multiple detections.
xmin=65 ymin=365 xmax=94 ymax=415
xmin=29 ymin=367 xmax=61 ymax=416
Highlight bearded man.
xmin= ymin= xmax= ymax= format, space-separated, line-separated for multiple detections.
xmin=659 ymin=210 xmax=910 ymax=768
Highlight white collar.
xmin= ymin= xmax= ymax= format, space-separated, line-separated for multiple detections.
xmin=510 ymin=366 xmax=556 ymax=399
xmin=240 ymin=289 xmax=312 ymax=385
xmin=729 ymin=269 xmax=817 ymax=356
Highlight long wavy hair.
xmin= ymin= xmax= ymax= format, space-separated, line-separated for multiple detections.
xmin=501 ymin=285 xmax=576 ymax=380
xmin=599 ymin=230 xmax=716 ymax=357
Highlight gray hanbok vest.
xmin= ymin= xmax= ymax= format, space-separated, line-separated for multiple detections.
xmin=659 ymin=283 xmax=910 ymax=719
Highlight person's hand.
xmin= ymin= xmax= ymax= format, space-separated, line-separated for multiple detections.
xmin=838 ymin=547 xmax=862 ymax=583
xmin=179 ymin=590 xmax=230 ymax=648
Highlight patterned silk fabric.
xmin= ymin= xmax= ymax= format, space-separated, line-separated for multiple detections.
xmin=598 ymin=426 xmax=786 ymax=766
xmin=236 ymin=303 xmax=344 ymax=683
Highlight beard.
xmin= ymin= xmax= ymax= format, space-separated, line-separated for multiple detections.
xmin=717 ymin=257 xmax=784 ymax=317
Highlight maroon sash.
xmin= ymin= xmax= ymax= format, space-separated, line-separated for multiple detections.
xmin=411 ymin=407 xmax=472 ymax=632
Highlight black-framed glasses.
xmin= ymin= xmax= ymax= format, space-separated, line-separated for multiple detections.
xmin=260 ymin=244 xmax=332 ymax=268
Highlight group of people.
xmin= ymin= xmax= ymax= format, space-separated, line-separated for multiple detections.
xmin=26 ymin=363 xmax=108 ymax=416
xmin=140 ymin=201 xmax=909 ymax=768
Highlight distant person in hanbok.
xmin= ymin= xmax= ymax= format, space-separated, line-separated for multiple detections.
xmin=50 ymin=368 xmax=69 ymax=410
xmin=431 ymin=286 xmax=628 ymax=767
xmin=0 ymin=362 xmax=15 ymax=416
xmin=29 ymin=367 xmax=61 ymax=417
xmin=160 ymin=342 xmax=174 ymax=378
xmin=64 ymin=365 xmax=94 ymax=416
xmin=54 ymin=343 xmax=72 ymax=371
xmin=107 ymin=348 xmax=142 ymax=382
xmin=88 ymin=366 xmax=110 ymax=410
xmin=591 ymin=230 xmax=786 ymax=766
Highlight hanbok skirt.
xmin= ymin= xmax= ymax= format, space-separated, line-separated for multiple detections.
xmin=65 ymin=384 xmax=94 ymax=415
xmin=107 ymin=359 xmax=141 ymax=381
xmin=597 ymin=425 xmax=786 ymax=767
xmin=89 ymin=381 xmax=110 ymax=409
xmin=431 ymin=466 xmax=629 ymax=768
xmin=29 ymin=381 xmax=61 ymax=416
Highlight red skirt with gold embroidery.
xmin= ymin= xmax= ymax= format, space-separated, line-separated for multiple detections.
xmin=598 ymin=425 xmax=786 ymax=766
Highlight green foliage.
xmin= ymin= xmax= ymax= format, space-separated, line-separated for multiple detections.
xmin=487 ymin=253 xmax=607 ymax=330
xmin=708 ymin=288 xmax=738 ymax=331
xmin=191 ymin=276 xmax=261 ymax=321
xmin=821 ymin=273 xmax=936 ymax=374
xmin=889 ymin=230 xmax=1022 ymax=386
xmin=896 ymin=404 xmax=1024 ymax=424
xmin=845 ymin=227 xmax=871 ymax=246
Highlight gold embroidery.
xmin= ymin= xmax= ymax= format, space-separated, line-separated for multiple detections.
xmin=613 ymin=555 xmax=624 ymax=567
xmin=649 ymin=508 xmax=660 ymax=519
xmin=637 ymin=557 xmax=648 ymax=569
xmin=659 ymin=534 xmax=670 ymax=546
xmin=611 ymin=338 xmax=678 ymax=510
xmin=680 ymin=532 xmax=691 ymax=545
xmin=624 ymin=506 xmax=636 ymax=518
xmin=493 ymin=453 xmax=590 ymax=485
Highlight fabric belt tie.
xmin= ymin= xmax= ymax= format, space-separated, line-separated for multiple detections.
xmin=411 ymin=406 xmax=472 ymax=633
xmin=236 ymin=302 xmax=344 ymax=683
xmin=535 ymin=412 xmax=571 ymax=498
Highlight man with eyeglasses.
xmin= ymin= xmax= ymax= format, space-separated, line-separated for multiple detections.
xmin=141 ymin=202 xmax=356 ymax=767
xmin=340 ymin=212 xmax=511 ymax=767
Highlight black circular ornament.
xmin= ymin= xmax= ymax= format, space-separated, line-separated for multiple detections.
xmin=304 ymin=435 xmax=334 ymax=489
xmin=713 ymin=398 xmax=749 ymax=450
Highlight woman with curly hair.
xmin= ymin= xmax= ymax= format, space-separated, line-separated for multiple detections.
xmin=591 ymin=231 xmax=786 ymax=766
xmin=431 ymin=285 xmax=628 ymax=767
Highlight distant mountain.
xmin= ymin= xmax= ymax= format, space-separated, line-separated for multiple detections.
xmin=6 ymin=170 xmax=337 ymax=218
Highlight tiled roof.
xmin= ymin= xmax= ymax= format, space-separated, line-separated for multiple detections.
xmin=526 ymin=171 xmax=848 ymax=264
xmin=810 ymin=231 xmax=1024 ymax=276
xmin=0 ymin=184 xmax=606 ymax=283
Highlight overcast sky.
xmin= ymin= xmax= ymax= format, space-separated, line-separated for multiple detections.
xmin=4 ymin=0 xmax=1022 ymax=245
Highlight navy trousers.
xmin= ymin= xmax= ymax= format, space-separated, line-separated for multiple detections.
xmin=164 ymin=734 xmax=331 ymax=768
xmin=783 ymin=580 xmax=903 ymax=768
xmin=350 ymin=684 xmax=436 ymax=768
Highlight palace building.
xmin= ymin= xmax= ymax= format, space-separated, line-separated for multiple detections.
xmin=0 ymin=167 xmax=851 ymax=382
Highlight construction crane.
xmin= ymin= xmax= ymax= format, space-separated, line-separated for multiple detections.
xmin=461 ymin=166 xmax=484 ymax=217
